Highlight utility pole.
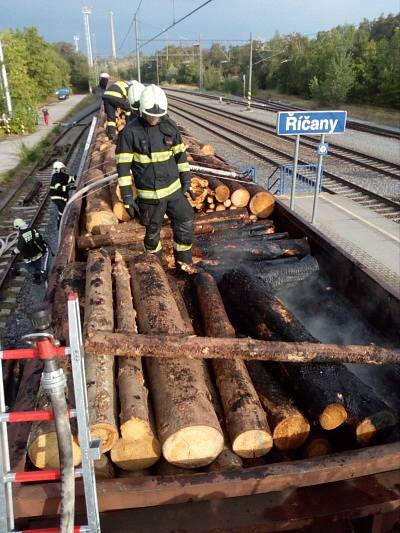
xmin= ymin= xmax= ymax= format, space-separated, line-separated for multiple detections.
xmin=92 ymin=32 xmax=99 ymax=85
xmin=110 ymin=11 xmax=117 ymax=61
xmin=156 ymin=52 xmax=160 ymax=85
xmin=73 ymin=35 xmax=80 ymax=53
xmin=82 ymin=6 xmax=93 ymax=93
xmin=199 ymin=36 xmax=203 ymax=91
xmin=134 ymin=14 xmax=141 ymax=82
xmin=242 ymin=74 xmax=246 ymax=103
xmin=247 ymin=32 xmax=253 ymax=111
xmin=0 ymin=41 xmax=12 ymax=117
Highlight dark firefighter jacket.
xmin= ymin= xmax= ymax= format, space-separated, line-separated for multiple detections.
xmin=50 ymin=170 xmax=76 ymax=202
xmin=15 ymin=227 xmax=47 ymax=263
xmin=103 ymin=81 xmax=130 ymax=109
xmin=116 ymin=116 xmax=191 ymax=203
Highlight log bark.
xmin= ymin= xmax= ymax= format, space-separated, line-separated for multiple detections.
xmin=246 ymin=361 xmax=310 ymax=450
xmin=113 ymin=255 xmax=161 ymax=469
xmin=194 ymin=272 xmax=272 ymax=458
xmin=246 ymin=183 xmax=275 ymax=218
xmin=84 ymin=249 xmax=118 ymax=453
xmin=85 ymin=332 xmax=400 ymax=365
xmin=27 ymin=263 xmax=85 ymax=469
xmin=219 ymin=269 xmax=397 ymax=440
xmin=94 ymin=454 xmax=115 ymax=479
xmin=130 ymin=254 xmax=223 ymax=467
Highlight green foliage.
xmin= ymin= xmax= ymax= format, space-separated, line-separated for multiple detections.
xmin=53 ymin=42 xmax=89 ymax=91
xmin=136 ymin=13 xmax=399 ymax=108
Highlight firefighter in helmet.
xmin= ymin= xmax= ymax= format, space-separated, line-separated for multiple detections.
xmin=127 ymin=80 xmax=145 ymax=120
xmin=49 ymin=161 xmax=76 ymax=228
xmin=102 ymin=79 xmax=131 ymax=141
xmin=116 ymin=84 xmax=193 ymax=266
xmin=12 ymin=219 xmax=50 ymax=284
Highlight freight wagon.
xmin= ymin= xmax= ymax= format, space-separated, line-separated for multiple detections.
xmin=8 ymin=108 xmax=400 ymax=532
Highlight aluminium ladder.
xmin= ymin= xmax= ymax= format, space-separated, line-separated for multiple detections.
xmin=0 ymin=293 xmax=101 ymax=532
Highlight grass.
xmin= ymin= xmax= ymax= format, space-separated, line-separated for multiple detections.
xmin=255 ymin=89 xmax=400 ymax=129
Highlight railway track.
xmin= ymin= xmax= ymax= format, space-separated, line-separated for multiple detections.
xmin=0 ymin=104 xmax=99 ymax=330
xmin=168 ymin=98 xmax=400 ymax=223
xmin=165 ymin=88 xmax=400 ymax=141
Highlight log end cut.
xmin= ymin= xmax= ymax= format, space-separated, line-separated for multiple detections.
xmin=110 ymin=436 xmax=161 ymax=471
xmin=273 ymin=415 xmax=310 ymax=450
xmin=90 ymin=424 xmax=119 ymax=453
xmin=120 ymin=418 xmax=155 ymax=442
xmin=249 ymin=192 xmax=275 ymax=218
xmin=28 ymin=434 xmax=81 ymax=469
xmin=356 ymin=411 xmax=398 ymax=446
xmin=162 ymin=425 xmax=224 ymax=468
xmin=232 ymin=429 xmax=273 ymax=459
xmin=94 ymin=454 xmax=115 ymax=479
xmin=303 ymin=437 xmax=332 ymax=458
xmin=319 ymin=403 xmax=348 ymax=430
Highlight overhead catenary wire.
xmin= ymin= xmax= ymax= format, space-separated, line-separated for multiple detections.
xmin=130 ymin=0 xmax=214 ymax=54
xmin=118 ymin=0 xmax=144 ymax=52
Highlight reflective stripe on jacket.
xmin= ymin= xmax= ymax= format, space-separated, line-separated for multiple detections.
xmin=116 ymin=116 xmax=191 ymax=203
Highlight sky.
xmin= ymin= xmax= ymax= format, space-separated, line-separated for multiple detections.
xmin=1 ymin=0 xmax=399 ymax=57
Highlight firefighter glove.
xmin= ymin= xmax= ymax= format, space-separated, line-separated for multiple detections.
xmin=123 ymin=195 xmax=139 ymax=219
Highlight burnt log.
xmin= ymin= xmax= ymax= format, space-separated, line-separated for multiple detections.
xmin=194 ymin=272 xmax=272 ymax=458
xmin=219 ymin=269 xmax=398 ymax=441
xmin=247 ymin=361 xmax=310 ymax=450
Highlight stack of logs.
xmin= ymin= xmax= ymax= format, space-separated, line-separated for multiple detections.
xmin=82 ymin=120 xmax=275 ymax=237
xmin=27 ymin=244 xmax=398 ymax=476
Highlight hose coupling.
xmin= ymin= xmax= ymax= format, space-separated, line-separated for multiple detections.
xmin=41 ymin=367 xmax=67 ymax=393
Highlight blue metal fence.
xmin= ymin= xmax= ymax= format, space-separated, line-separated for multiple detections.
xmin=267 ymin=164 xmax=323 ymax=195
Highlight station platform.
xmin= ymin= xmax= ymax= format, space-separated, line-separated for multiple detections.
xmin=280 ymin=191 xmax=400 ymax=295
xmin=0 ymin=94 xmax=88 ymax=176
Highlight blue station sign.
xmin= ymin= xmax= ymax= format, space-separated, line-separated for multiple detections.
xmin=277 ymin=110 xmax=347 ymax=136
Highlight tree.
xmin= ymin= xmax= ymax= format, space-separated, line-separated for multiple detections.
xmin=53 ymin=42 xmax=89 ymax=91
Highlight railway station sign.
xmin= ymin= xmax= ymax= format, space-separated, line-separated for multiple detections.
xmin=277 ymin=110 xmax=347 ymax=136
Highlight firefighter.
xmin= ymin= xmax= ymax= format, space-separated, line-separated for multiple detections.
xmin=116 ymin=84 xmax=193 ymax=266
xmin=102 ymin=79 xmax=131 ymax=141
xmin=50 ymin=161 xmax=76 ymax=228
xmin=12 ymin=219 xmax=50 ymax=284
xmin=99 ymin=72 xmax=110 ymax=92
xmin=127 ymin=80 xmax=145 ymax=120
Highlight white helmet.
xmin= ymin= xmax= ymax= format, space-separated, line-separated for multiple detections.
xmin=139 ymin=85 xmax=167 ymax=117
xmin=13 ymin=218 xmax=27 ymax=229
xmin=100 ymin=72 xmax=110 ymax=79
xmin=52 ymin=161 xmax=66 ymax=173
xmin=128 ymin=80 xmax=145 ymax=110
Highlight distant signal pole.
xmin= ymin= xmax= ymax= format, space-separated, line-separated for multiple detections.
xmin=82 ymin=6 xmax=94 ymax=93
xmin=0 ymin=41 xmax=12 ymax=117
xmin=110 ymin=11 xmax=117 ymax=61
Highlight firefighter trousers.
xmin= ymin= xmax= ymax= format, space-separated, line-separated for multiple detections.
xmin=139 ymin=190 xmax=194 ymax=264
xmin=52 ymin=199 xmax=66 ymax=228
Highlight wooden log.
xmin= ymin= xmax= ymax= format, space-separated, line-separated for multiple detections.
xmin=199 ymin=143 xmax=215 ymax=156
xmin=84 ymin=249 xmax=118 ymax=453
xmin=85 ymin=332 xmax=400 ymax=365
xmin=303 ymin=434 xmax=333 ymax=458
xmin=77 ymin=222 xmax=216 ymax=250
xmin=130 ymin=254 xmax=223 ymax=468
xmin=207 ymin=177 xmax=230 ymax=203
xmin=223 ymin=180 xmax=250 ymax=208
xmin=109 ymin=184 xmax=130 ymax=222
xmin=94 ymin=454 xmax=115 ymax=479
xmin=194 ymin=272 xmax=272 ymax=458
xmin=85 ymin=182 xmax=118 ymax=234
xmin=219 ymin=269 xmax=398 ymax=440
xmin=27 ymin=263 xmax=85 ymax=469
xmin=223 ymin=199 xmax=232 ymax=208
xmin=246 ymin=183 xmax=275 ymax=218
xmin=194 ymin=207 xmax=249 ymax=224
xmin=167 ymin=274 xmax=243 ymax=472
xmin=113 ymin=255 xmax=161 ymax=469
xmin=246 ymin=361 xmax=310 ymax=450
xmin=215 ymin=204 xmax=226 ymax=212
